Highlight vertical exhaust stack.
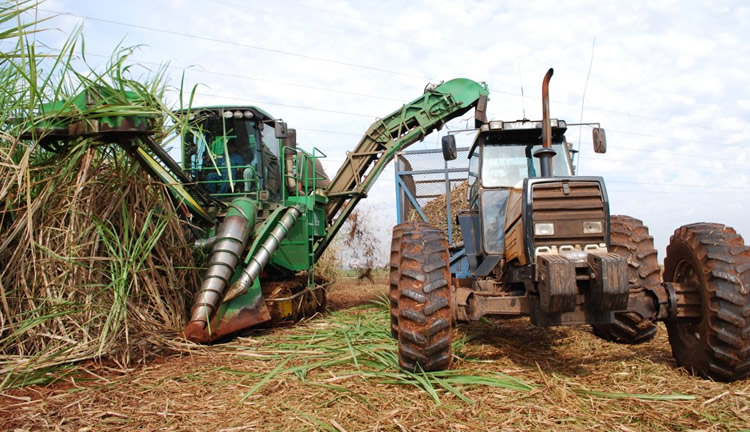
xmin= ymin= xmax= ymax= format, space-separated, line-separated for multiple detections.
xmin=534 ymin=68 xmax=557 ymax=177
xmin=183 ymin=197 xmax=257 ymax=342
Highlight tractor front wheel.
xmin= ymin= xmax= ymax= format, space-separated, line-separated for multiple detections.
xmin=664 ymin=223 xmax=750 ymax=382
xmin=396 ymin=222 xmax=453 ymax=372
xmin=592 ymin=215 xmax=660 ymax=344
xmin=389 ymin=224 xmax=407 ymax=339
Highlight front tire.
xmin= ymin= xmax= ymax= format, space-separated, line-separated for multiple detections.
xmin=396 ymin=222 xmax=453 ymax=372
xmin=592 ymin=215 xmax=660 ymax=344
xmin=389 ymin=222 xmax=432 ymax=339
xmin=664 ymin=223 xmax=750 ymax=382
xmin=389 ymin=224 xmax=407 ymax=339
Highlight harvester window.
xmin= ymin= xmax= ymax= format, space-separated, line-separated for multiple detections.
xmin=261 ymin=124 xmax=281 ymax=200
xmin=186 ymin=116 xmax=261 ymax=195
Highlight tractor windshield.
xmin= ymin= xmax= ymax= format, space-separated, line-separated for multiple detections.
xmin=481 ymin=142 xmax=571 ymax=188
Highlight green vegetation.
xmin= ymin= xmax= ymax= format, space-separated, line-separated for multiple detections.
xmin=0 ymin=1 xmax=198 ymax=387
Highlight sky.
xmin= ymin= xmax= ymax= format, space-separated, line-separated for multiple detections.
xmin=21 ymin=0 xmax=750 ymax=262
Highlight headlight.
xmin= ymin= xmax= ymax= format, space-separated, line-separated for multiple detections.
xmin=583 ymin=221 xmax=603 ymax=234
xmin=534 ymin=223 xmax=555 ymax=236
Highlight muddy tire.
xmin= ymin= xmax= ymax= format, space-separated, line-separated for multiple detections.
xmin=664 ymin=223 xmax=750 ymax=382
xmin=592 ymin=215 xmax=660 ymax=344
xmin=396 ymin=222 xmax=453 ymax=372
xmin=389 ymin=224 xmax=407 ymax=339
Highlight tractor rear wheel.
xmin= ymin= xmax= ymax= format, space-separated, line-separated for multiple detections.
xmin=592 ymin=215 xmax=660 ymax=344
xmin=396 ymin=222 xmax=453 ymax=372
xmin=664 ymin=223 xmax=750 ymax=382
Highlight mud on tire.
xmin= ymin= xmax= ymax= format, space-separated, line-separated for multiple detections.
xmin=389 ymin=224 xmax=406 ymax=338
xmin=663 ymin=223 xmax=750 ymax=382
xmin=396 ymin=222 xmax=453 ymax=372
xmin=390 ymin=222 xmax=433 ymax=339
xmin=592 ymin=215 xmax=660 ymax=344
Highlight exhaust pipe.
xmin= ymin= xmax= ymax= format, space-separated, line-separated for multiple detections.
xmin=183 ymin=198 xmax=257 ymax=339
xmin=535 ymin=68 xmax=556 ymax=177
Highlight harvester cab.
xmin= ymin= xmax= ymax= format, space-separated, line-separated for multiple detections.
xmin=391 ymin=69 xmax=750 ymax=382
xmin=180 ymin=107 xmax=296 ymax=201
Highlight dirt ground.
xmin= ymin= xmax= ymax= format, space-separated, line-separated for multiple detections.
xmin=1 ymin=278 xmax=749 ymax=431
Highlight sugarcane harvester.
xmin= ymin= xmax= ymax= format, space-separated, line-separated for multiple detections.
xmin=24 ymin=79 xmax=490 ymax=343
xmin=392 ymin=69 xmax=750 ymax=382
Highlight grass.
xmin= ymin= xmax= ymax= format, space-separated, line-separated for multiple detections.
xmin=224 ymin=298 xmax=534 ymax=406
xmin=1 ymin=293 xmax=748 ymax=431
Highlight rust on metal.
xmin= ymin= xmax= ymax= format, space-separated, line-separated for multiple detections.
xmin=536 ymin=68 xmax=556 ymax=177
xmin=541 ymin=68 xmax=554 ymax=150
xmin=183 ymin=298 xmax=272 ymax=344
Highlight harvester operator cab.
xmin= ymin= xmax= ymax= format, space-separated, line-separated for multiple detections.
xmin=181 ymin=107 xmax=282 ymax=201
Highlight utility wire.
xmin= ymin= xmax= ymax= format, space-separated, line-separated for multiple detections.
xmin=607 ymin=189 xmax=750 ymax=196
xmin=606 ymin=142 xmax=745 ymax=163
xmin=606 ymin=180 xmax=750 ymax=190
xmin=193 ymin=92 xmax=376 ymax=118
xmin=208 ymin=0 xmax=459 ymax=51
xmin=41 ymin=9 xmax=433 ymax=81
xmin=242 ymin=0 xmax=474 ymax=49
xmin=37 ymin=48 xmax=747 ymax=162
xmin=40 ymin=9 xmax=747 ymax=136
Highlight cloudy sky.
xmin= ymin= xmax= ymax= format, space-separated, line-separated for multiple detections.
xmin=27 ymin=0 xmax=750 ymax=260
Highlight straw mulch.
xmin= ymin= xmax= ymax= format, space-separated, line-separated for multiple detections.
xmin=0 ymin=143 xmax=200 ymax=386
xmin=1 ymin=285 xmax=748 ymax=431
xmin=409 ymin=181 xmax=469 ymax=245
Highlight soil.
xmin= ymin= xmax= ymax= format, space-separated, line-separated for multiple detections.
xmin=2 ymin=277 xmax=749 ymax=431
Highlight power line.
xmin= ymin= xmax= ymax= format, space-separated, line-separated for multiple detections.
xmin=41 ymin=9 xmax=432 ymax=81
xmin=39 ymin=10 xmax=747 ymax=137
xmin=607 ymin=180 xmax=750 ymax=191
xmin=60 ymin=49 xmax=750 ymax=151
xmin=582 ymin=155 xmax=743 ymax=170
xmin=608 ymin=189 xmax=750 ymax=196
xmin=194 ymin=92 xmax=376 ymax=118
xmin=61 ymin=49 xmax=405 ymax=103
xmin=250 ymin=0 xmax=474 ymax=49
xmin=604 ymin=128 xmax=748 ymax=152
xmin=606 ymin=142 xmax=746 ymax=163
xmin=208 ymin=0 xmax=462 ymax=51
xmin=508 ymin=91 xmax=745 ymax=136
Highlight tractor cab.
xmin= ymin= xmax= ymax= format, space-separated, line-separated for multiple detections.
xmin=180 ymin=107 xmax=283 ymax=202
xmin=447 ymin=119 xmax=576 ymax=256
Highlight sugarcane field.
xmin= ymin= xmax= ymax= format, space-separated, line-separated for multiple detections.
xmin=2 ymin=1 xmax=750 ymax=431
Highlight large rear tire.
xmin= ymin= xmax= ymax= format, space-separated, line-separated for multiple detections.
xmin=592 ymin=215 xmax=660 ymax=344
xmin=396 ymin=222 xmax=453 ymax=372
xmin=664 ymin=223 xmax=750 ymax=382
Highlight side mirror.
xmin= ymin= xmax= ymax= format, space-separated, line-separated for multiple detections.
xmin=592 ymin=128 xmax=607 ymax=153
xmin=274 ymin=121 xmax=288 ymax=139
xmin=441 ymin=135 xmax=457 ymax=161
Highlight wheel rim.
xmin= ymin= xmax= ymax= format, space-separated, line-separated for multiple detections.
xmin=671 ymin=258 xmax=704 ymax=350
